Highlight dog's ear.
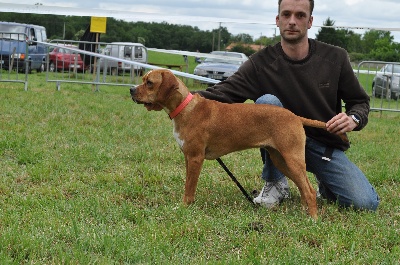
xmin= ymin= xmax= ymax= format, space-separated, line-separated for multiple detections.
xmin=157 ymin=70 xmax=180 ymax=101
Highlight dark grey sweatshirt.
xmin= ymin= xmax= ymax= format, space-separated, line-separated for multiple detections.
xmin=196 ymin=39 xmax=370 ymax=151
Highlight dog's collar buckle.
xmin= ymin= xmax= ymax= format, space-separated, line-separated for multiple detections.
xmin=169 ymin=93 xmax=194 ymax=119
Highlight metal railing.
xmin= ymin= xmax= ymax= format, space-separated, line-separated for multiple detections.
xmin=356 ymin=61 xmax=400 ymax=113
xmin=0 ymin=32 xmax=29 ymax=90
xmin=5 ymin=38 xmax=398 ymax=115
xmin=43 ymin=40 xmax=218 ymax=91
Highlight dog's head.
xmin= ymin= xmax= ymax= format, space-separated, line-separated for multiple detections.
xmin=130 ymin=69 xmax=181 ymax=111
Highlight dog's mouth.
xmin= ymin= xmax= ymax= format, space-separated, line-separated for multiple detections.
xmin=143 ymin=102 xmax=156 ymax=110
xmin=132 ymin=97 xmax=151 ymax=108
xmin=132 ymin=98 xmax=162 ymax=111
xmin=130 ymin=86 xmax=162 ymax=111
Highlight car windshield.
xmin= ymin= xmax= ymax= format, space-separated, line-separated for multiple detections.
xmin=382 ymin=64 xmax=400 ymax=74
xmin=204 ymin=57 xmax=242 ymax=65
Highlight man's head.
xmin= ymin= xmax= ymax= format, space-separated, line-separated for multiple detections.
xmin=278 ymin=0 xmax=314 ymax=15
xmin=276 ymin=0 xmax=314 ymax=44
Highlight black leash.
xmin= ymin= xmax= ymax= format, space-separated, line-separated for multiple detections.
xmin=216 ymin=157 xmax=255 ymax=206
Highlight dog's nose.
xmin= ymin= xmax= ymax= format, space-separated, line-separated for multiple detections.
xmin=130 ymin=86 xmax=137 ymax=95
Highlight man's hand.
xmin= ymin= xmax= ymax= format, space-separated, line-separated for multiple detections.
xmin=326 ymin=113 xmax=358 ymax=135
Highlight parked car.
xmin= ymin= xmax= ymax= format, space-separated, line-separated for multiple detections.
xmin=193 ymin=51 xmax=248 ymax=84
xmin=48 ymin=44 xmax=85 ymax=72
xmin=372 ymin=63 xmax=400 ymax=100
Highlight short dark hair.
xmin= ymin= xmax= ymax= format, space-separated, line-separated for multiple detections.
xmin=278 ymin=0 xmax=314 ymax=15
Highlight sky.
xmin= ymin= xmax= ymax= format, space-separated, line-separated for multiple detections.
xmin=1 ymin=0 xmax=400 ymax=43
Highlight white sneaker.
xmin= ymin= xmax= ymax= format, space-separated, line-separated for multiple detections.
xmin=314 ymin=174 xmax=321 ymax=198
xmin=253 ymin=178 xmax=290 ymax=208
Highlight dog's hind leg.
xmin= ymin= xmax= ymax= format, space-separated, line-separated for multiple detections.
xmin=288 ymin=168 xmax=318 ymax=219
xmin=268 ymin=148 xmax=318 ymax=219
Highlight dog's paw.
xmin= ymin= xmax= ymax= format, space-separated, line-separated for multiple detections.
xmin=183 ymin=195 xmax=195 ymax=205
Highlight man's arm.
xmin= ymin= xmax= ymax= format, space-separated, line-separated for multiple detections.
xmin=337 ymin=55 xmax=370 ymax=132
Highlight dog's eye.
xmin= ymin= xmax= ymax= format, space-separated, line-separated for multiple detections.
xmin=146 ymin=80 xmax=153 ymax=87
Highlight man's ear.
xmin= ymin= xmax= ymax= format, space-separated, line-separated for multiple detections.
xmin=308 ymin=15 xmax=313 ymax=29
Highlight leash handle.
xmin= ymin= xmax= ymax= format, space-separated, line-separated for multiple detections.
xmin=216 ymin=158 xmax=255 ymax=206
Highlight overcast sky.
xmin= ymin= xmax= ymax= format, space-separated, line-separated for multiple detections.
xmin=1 ymin=0 xmax=400 ymax=42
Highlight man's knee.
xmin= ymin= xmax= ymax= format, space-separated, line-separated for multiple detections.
xmin=349 ymin=190 xmax=380 ymax=211
xmin=255 ymin=94 xmax=283 ymax=107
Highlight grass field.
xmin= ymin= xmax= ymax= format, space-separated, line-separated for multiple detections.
xmin=0 ymin=63 xmax=399 ymax=264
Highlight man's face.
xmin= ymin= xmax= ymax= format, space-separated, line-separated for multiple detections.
xmin=276 ymin=0 xmax=313 ymax=44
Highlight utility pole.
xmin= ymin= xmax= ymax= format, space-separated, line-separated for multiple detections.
xmin=218 ymin=22 xmax=221 ymax=51
xmin=212 ymin=31 xmax=215 ymax=51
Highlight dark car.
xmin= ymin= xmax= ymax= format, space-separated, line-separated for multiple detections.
xmin=48 ymin=44 xmax=85 ymax=72
xmin=193 ymin=51 xmax=248 ymax=84
xmin=372 ymin=63 xmax=400 ymax=100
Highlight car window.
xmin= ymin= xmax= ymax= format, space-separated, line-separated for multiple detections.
xmin=103 ymin=48 xmax=110 ymax=56
xmin=392 ymin=65 xmax=400 ymax=73
xmin=0 ymin=24 xmax=27 ymax=40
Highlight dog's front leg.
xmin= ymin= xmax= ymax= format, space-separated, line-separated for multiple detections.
xmin=183 ymin=153 xmax=205 ymax=205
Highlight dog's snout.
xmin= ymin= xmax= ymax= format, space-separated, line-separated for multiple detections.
xmin=130 ymin=85 xmax=137 ymax=95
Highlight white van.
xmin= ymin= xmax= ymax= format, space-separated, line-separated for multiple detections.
xmin=96 ymin=42 xmax=147 ymax=75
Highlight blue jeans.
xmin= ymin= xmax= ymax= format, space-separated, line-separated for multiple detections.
xmin=256 ymin=94 xmax=379 ymax=211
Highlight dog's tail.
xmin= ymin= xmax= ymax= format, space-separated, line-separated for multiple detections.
xmin=298 ymin=116 xmax=349 ymax=143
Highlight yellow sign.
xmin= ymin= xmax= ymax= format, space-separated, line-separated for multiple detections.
xmin=90 ymin=17 xmax=107 ymax=33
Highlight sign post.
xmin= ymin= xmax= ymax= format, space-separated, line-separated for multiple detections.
xmin=90 ymin=17 xmax=107 ymax=91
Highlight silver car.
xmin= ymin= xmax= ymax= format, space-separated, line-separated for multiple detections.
xmin=372 ymin=64 xmax=400 ymax=100
xmin=193 ymin=51 xmax=248 ymax=84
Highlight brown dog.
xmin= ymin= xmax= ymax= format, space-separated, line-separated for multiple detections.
xmin=130 ymin=69 xmax=346 ymax=219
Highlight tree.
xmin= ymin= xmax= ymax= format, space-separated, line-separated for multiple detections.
xmin=229 ymin=44 xmax=256 ymax=56
xmin=231 ymin=33 xmax=253 ymax=44
xmin=345 ymin=30 xmax=363 ymax=53
xmin=255 ymin=35 xmax=280 ymax=47
xmin=2 ymin=12 xmax=400 ymax=59
xmin=315 ymin=17 xmax=339 ymax=46
xmin=362 ymin=30 xmax=393 ymax=55
xmin=369 ymin=36 xmax=399 ymax=61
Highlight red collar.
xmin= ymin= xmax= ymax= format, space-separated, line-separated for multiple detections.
xmin=169 ymin=93 xmax=194 ymax=119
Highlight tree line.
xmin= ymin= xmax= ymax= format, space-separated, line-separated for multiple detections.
xmin=1 ymin=13 xmax=399 ymax=61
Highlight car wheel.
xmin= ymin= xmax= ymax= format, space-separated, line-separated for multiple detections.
xmin=386 ymin=85 xmax=392 ymax=100
xmin=49 ymin=61 xmax=56 ymax=72
xmin=37 ymin=63 xmax=44 ymax=73
xmin=372 ymin=84 xmax=380 ymax=98
xmin=27 ymin=63 xmax=32 ymax=74
xmin=391 ymin=91 xmax=398 ymax=100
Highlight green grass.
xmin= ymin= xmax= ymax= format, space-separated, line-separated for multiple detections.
xmin=0 ymin=69 xmax=399 ymax=264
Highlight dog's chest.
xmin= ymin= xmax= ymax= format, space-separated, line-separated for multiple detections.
xmin=172 ymin=121 xmax=184 ymax=149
